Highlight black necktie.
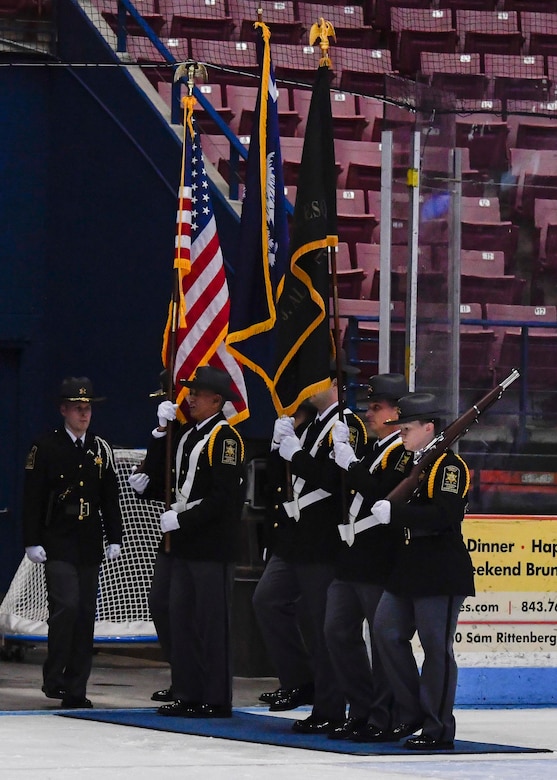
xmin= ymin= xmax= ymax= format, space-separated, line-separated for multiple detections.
xmin=303 ymin=417 xmax=324 ymax=451
xmin=75 ymin=438 xmax=83 ymax=449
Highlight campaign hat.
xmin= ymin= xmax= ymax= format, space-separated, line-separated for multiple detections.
xmin=367 ymin=373 xmax=408 ymax=402
xmin=180 ymin=366 xmax=240 ymax=401
xmin=59 ymin=377 xmax=105 ymax=403
xmin=386 ymin=392 xmax=443 ymax=425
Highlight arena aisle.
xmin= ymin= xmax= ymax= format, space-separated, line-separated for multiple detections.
xmin=0 ymin=645 xmax=556 ymax=779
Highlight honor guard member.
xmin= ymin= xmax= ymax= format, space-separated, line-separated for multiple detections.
xmin=22 ymin=377 xmax=122 ymax=709
xmin=129 ymin=366 xmax=245 ymax=718
xmin=326 ymin=373 xmax=412 ymax=742
xmin=372 ymin=393 xmax=475 ymax=751
xmin=253 ymin=351 xmax=367 ymax=735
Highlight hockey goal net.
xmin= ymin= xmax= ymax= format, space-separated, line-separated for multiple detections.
xmin=0 ymin=449 xmax=163 ymax=642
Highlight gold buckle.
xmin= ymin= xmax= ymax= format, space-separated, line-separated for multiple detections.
xmin=78 ymin=500 xmax=90 ymax=519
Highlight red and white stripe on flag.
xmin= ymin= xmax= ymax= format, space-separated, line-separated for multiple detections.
xmin=163 ymin=114 xmax=248 ymax=424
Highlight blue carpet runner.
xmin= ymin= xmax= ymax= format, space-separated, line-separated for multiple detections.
xmin=60 ymin=708 xmax=552 ymax=756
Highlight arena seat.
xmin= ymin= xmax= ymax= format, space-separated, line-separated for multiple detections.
xmin=336 ymin=190 xmax=378 ymax=265
xmin=484 ymin=54 xmax=548 ymax=102
xmin=520 ymin=11 xmax=557 ymax=57
xmin=99 ymin=0 xmax=165 ymax=37
xmin=509 ymin=147 xmax=557 ymax=217
xmin=373 ymin=0 xmax=433 ymax=32
xmin=461 ymin=249 xmax=506 ymax=276
xmin=189 ymin=39 xmax=259 ymax=86
xmin=230 ymin=0 xmax=304 ymax=44
xmin=336 ymin=298 xmax=406 ymax=375
xmin=157 ymin=0 xmax=234 ymax=40
xmin=461 ymin=273 xmax=526 ymax=306
xmin=455 ymin=103 xmax=509 ymax=171
xmin=391 ymin=7 xmax=457 ymax=75
xmin=337 ymin=48 xmax=393 ymax=97
xmin=420 ymin=52 xmax=488 ymax=100
xmin=461 ymin=220 xmax=519 ymax=270
xmin=484 ymin=303 xmax=557 ymax=385
xmin=457 ymin=10 xmax=523 ymax=68
xmin=331 ymin=242 xmax=368 ymax=300
xmin=225 ymin=84 xmax=299 ymax=137
xmin=461 ymin=195 xmax=502 ymax=222
xmin=335 ymin=139 xmax=383 ymax=190
xmin=292 ymin=88 xmax=367 ymax=140
xmin=272 ymin=43 xmax=334 ymax=88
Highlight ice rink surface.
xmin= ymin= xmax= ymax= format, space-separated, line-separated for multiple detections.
xmin=0 ymin=646 xmax=555 ymax=780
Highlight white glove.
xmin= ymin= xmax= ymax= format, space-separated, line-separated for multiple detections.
xmin=332 ymin=420 xmax=350 ymax=446
xmin=160 ymin=509 xmax=180 ymax=533
xmin=128 ymin=467 xmax=150 ymax=495
xmin=106 ymin=543 xmax=121 ymax=561
xmin=279 ymin=435 xmax=302 ymax=462
xmin=371 ymin=499 xmax=391 ymax=525
xmin=271 ymin=416 xmax=295 ymax=450
xmin=26 ymin=545 xmax=47 ymax=564
xmin=157 ymin=400 xmax=178 ymax=428
xmin=334 ymin=442 xmax=358 ymax=470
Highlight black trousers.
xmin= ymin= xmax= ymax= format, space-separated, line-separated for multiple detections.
xmin=374 ymin=591 xmax=465 ymax=742
xmin=149 ymin=553 xmax=235 ymax=707
xmin=252 ymin=554 xmax=345 ymax=721
xmin=43 ymin=559 xmax=99 ymax=699
xmin=324 ymin=578 xmax=395 ymax=726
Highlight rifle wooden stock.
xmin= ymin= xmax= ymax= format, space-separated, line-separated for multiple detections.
xmin=386 ymin=369 xmax=520 ymax=505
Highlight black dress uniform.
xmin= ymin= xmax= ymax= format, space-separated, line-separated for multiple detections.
xmin=253 ymin=403 xmax=367 ymax=728
xmin=374 ymin=447 xmax=475 ymax=747
xmin=22 ymin=427 xmax=122 ymax=702
xmin=324 ymin=432 xmax=412 ymax=734
xmin=144 ymin=410 xmax=245 ymax=712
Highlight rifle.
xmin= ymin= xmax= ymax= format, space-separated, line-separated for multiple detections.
xmin=386 ymin=369 xmax=520 ymax=505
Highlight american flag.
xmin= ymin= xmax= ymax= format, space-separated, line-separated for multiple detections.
xmin=162 ymin=99 xmax=249 ymax=423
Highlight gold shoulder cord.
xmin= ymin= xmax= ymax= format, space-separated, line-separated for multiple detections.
xmin=427 ymin=453 xmax=471 ymax=498
xmin=207 ymin=425 xmax=245 ymax=465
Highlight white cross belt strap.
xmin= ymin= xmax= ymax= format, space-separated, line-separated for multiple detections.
xmin=282 ymin=414 xmax=338 ymax=521
xmin=173 ymin=422 xmax=229 ymax=512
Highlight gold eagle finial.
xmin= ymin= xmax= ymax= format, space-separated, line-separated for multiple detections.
xmin=309 ymin=17 xmax=336 ymax=67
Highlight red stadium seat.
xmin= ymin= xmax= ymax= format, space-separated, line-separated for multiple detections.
xmin=457 ymin=10 xmax=523 ymax=68
xmin=455 ymin=103 xmax=509 ymax=171
xmin=461 ymin=274 xmax=526 ymax=306
xmin=157 ymin=0 xmax=234 ymax=40
xmin=390 ymin=7 xmax=457 ymax=76
xmin=484 ymin=54 xmax=548 ymax=102
xmin=189 ymin=39 xmax=259 ymax=86
xmin=460 ymin=249 xmax=505 ymax=276
xmin=520 ymin=12 xmax=557 ymax=57
xmin=335 ymin=139 xmax=383 ymax=190
xmin=225 ymin=84 xmax=299 ymax=137
xmin=230 ymin=0 xmax=304 ymax=44
xmin=509 ymin=147 xmax=557 ymax=218
xmin=337 ymin=48 xmax=393 ymax=97
xmin=461 ymin=195 xmax=502 ymax=222
xmin=373 ymin=0 xmax=433 ymax=32
xmin=100 ymin=0 xmax=165 ymax=37
xmin=461 ymin=220 xmax=519 ymax=270
xmin=293 ymin=88 xmax=368 ymax=140
xmin=272 ymin=43 xmax=335 ymax=88
xmin=420 ymin=52 xmax=488 ymax=100
xmin=336 ymin=190 xmax=378 ymax=265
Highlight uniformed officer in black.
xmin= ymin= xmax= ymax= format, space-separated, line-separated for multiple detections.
xmin=130 ymin=366 xmax=245 ymax=718
xmin=253 ymin=353 xmax=367 ymax=734
xmin=22 ymin=377 xmax=122 ymax=709
xmin=326 ymin=373 xmax=411 ymax=741
xmin=372 ymin=393 xmax=476 ymax=751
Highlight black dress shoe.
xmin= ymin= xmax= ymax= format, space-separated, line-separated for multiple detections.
xmin=405 ymin=734 xmax=454 ymax=751
xmin=350 ymin=723 xmax=400 ymax=743
xmin=268 ymin=683 xmax=314 ymax=711
xmin=157 ymin=700 xmax=231 ymax=718
xmin=390 ymin=721 xmax=423 ymax=740
xmin=42 ymin=685 xmax=66 ymax=700
xmin=157 ymin=700 xmax=200 ymax=716
xmin=291 ymin=714 xmax=343 ymax=735
xmin=61 ymin=697 xmax=93 ymax=709
xmin=328 ymin=716 xmax=368 ymax=741
xmin=151 ymin=687 xmax=174 ymax=702
xmin=258 ymin=687 xmax=287 ymax=704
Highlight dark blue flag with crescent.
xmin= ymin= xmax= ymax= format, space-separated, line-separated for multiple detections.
xmin=226 ymin=21 xmax=289 ymax=392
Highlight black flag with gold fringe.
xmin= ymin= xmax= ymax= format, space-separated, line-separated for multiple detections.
xmin=271 ymin=64 xmax=337 ymax=416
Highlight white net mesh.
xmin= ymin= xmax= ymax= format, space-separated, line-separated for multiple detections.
xmin=0 ymin=449 xmax=164 ymax=642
